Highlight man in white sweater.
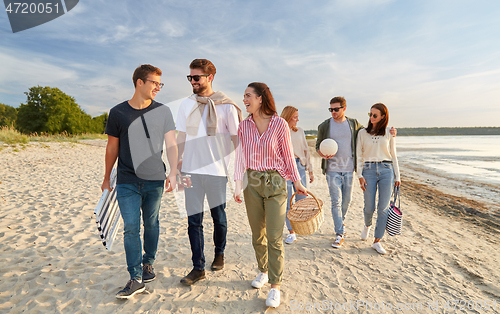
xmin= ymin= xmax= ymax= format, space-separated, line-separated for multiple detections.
xmin=176 ymin=59 xmax=241 ymax=285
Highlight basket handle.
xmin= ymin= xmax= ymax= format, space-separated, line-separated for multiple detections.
xmin=290 ymin=191 xmax=321 ymax=211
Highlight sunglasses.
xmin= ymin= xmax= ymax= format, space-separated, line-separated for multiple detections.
xmin=368 ymin=113 xmax=381 ymax=119
xmin=187 ymin=74 xmax=210 ymax=82
xmin=328 ymin=107 xmax=344 ymax=112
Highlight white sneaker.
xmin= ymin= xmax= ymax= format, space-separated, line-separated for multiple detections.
xmin=331 ymin=235 xmax=344 ymax=248
xmin=251 ymin=272 xmax=268 ymax=289
xmin=285 ymin=233 xmax=297 ymax=244
xmin=361 ymin=226 xmax=371 ymax=240
xmin=372 ymin=242 xmax=387 ymax=255
xmin=266 ymin=288 xmax=280 ymax=308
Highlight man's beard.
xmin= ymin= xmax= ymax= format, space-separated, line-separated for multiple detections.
xmin=193 ymin=84 xmax=208 ymax=95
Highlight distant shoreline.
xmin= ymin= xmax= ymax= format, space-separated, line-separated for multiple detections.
xmin=305 ymin=127 xmax=500 ymax=137
xmin=305 ymin=138 xmax=500 ymax=226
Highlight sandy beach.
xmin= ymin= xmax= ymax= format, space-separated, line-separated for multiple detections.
xmin=1 ymin=140 xmax=499 ymax=314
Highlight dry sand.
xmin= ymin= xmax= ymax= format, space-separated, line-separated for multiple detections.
xmin=1 ymin=140 xmax=499 ymax=313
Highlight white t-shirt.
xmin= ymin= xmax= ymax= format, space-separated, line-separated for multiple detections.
xmin=176 ymin=95 xmax=240 ymax=176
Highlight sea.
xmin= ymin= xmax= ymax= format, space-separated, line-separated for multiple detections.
xmin=397 ymin=135 xmax=500 ymax=187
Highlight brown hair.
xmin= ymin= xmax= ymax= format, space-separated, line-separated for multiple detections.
xmin=189 ymin=59 xmax=216 ymax=76
xmin=132 ymin=64 xmax=162 ymax=87
xmin=366 ymin=103 xmax=389 ymax=136
xmin=280 ymin=106 xmax=299 ymax=132
xmin=247 ymin=82 xmax=276 ymax=117
xmin=330 ymin=96 xmax=346 ymax=107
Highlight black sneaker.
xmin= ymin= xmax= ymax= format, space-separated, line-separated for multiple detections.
xmin=143 ymin=264 xmax=156 ymax=283
xmin=116 ymin=279 xmax=145 ymax=299
xmin=180 ymin=269 xmax=205 ymax=286
xmin=211 ymin=254 xmax=224 ymax=271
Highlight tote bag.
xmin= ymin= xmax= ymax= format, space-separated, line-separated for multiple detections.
xmin=386 ymin=186 xmax=403 ymax=236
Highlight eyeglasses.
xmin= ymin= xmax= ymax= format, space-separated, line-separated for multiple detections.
xmin=187 ymin=74 xmax=210 ymax=82
xmin=144 ymin=79 xmax=164 ymax=89
xmin=368 ymin=113 xmax=379 ymax=119
xmin=328 ymin=107 xmax=344 ymax=112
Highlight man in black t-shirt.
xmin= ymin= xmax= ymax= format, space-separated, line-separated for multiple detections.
xmin=101 ymin=64 xmax=178 ymax=299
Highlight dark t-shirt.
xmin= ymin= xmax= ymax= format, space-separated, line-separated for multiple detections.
xmin=105 ymin=100 xmax=175 ymax=184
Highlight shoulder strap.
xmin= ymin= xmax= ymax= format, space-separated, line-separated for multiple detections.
xmin=140 ymin=115 xmax=156 ymax=156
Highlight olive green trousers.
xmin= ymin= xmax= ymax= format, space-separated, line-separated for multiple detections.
xmin=243 ymin=170 xmax=287 ymax=285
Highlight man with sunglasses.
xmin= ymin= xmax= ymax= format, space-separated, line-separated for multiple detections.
xmin=176 ymin=59 xmax=242 ymax=285
xmin=316 ymin=96 xmax=395 ymax=249
xmin=102 ymin=64 xmax=178 ymax=299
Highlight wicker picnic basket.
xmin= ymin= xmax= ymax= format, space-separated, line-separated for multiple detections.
xmin=287 ymin=191 xmax=324 ymax=235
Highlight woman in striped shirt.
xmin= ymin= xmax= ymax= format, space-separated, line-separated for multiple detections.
xmin=234 ymin=82 xmax=307 ymax=308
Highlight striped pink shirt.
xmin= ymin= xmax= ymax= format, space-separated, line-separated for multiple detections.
xmin=234 ymin=114 xmax=300 ymax=182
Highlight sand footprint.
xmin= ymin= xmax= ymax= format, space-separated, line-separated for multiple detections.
xmin=25 ymin=235 xmax=37 ymax=243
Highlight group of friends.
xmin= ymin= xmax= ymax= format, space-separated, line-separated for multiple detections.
xmin=101 ymin=59 xmax=401 ymax=308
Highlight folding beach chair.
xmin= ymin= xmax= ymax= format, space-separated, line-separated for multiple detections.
xmin=94 ymin=168 xmax=121 ymax=250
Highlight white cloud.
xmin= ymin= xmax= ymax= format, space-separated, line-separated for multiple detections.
xmin=161 ymin=20 xmax=186 ymax=38
xmin=0 ymin=50 xmax=76 ymax=84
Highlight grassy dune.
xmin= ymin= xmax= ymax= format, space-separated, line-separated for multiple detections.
xmin=0 ymin=126 xmax=106 ymax=145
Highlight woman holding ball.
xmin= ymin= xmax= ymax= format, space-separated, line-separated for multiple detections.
xmin=280 ymin=106 xmax=314 ymax=244
xmin=356 ymin=103 xmax=400 ymax=255
xmin=233 ymin=83 xmax=307 ymax=308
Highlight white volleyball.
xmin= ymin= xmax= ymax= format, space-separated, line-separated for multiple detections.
xmin=320 ymin=139 xmax=338 ymax=156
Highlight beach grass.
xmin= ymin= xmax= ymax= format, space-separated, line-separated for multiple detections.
xmin=0 ymin=126 xmax=30 ymax=144
xmin=0 ymin=126 xmax=106 ymax=145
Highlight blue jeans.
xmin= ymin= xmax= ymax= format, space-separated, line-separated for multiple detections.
xmin=116 ymin=181 xmax=164 ymax=280
xmin=285 ymin=158 xmax=307 ymax=231
xmin=326 ymin=171 xmax=354 ymax=236
xmin=362 ymin=162 xmax=395 ymax=239
xmin=185 ymin=174 xmax=228 ymax=270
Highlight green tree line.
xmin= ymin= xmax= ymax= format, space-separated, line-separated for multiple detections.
xmin=0 ymin=86 xmax=107 ymax=134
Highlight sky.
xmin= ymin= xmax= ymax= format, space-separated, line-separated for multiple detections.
xmin=1 ymin=0 xmax=500 ymax=130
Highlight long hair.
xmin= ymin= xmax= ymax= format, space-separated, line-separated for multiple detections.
xmin=366 ymin=103 xmax=389 ymax=136
xmin=280 ymin=106 xmax=299 ymax=132
xmin=247 ymin=82 xmax=276 ymax=117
